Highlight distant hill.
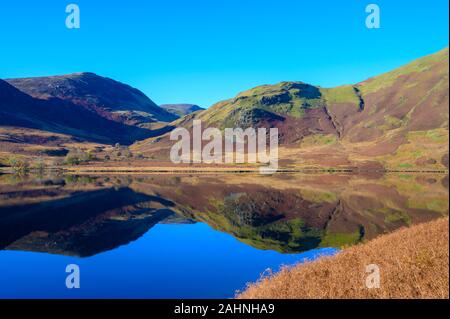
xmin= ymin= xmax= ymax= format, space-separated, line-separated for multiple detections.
xmin=160 ymin=104 xmax=204 ymax=118
xmin=6 ymin=72 xmax=177 ymax=127
xmin=134 ymin=48 xmax=449 ymax=171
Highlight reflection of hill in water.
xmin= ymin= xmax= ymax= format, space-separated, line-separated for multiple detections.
xmin=0 ymin=173 xmax=448 ymax=256
xmin=0 ymin=183 xmax=177 ymax=257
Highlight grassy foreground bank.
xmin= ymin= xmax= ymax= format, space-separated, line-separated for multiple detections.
xmin=237 ymin=217 xmax=449 ymax=299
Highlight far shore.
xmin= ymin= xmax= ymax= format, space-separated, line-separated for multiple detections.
xmin=0 ymin=164 xmax=449 ymax=175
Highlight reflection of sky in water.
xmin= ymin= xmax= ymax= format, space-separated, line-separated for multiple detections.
xmin=0 ymin=222 xmax=338 ymax=299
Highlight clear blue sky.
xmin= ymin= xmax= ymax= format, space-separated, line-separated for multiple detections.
xmin=0 ymin=0 xmax=448 ymax=107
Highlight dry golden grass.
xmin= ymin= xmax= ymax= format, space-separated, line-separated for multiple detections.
xmin=238 ymin=217 xmax=449 ymax=299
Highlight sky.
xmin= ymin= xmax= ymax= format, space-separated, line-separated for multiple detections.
xmin=0 ymin=0 xmax=448 ymax=108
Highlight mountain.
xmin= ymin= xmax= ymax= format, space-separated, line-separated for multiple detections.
xmin=1 ymin=49 xmax=448 ymax=170
xmin=197 ymin=48 xmax=448 ymax=143
xmin=134 ymin=48 xmax=449 ymax=171
xmin=6 ymin=72 xmax=177 ymax=127
xmin=160 ymin=104 xmax=204 ymax=118
xmin=0 ymin=79 xmax=162 ymax=145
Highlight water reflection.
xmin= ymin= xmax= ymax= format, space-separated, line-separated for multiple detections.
xmin=0 ymin=173 xmax=448 ymax=257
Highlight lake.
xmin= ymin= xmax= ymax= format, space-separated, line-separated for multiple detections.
xmin=0 ymin=172 xmax=448 ymax=298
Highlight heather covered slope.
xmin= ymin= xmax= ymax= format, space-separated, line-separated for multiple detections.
xmin=338 ymin=48 xmax=449 ymax=147
xmin=352 ymin=48 xmax=448 ymax=169
xmin=134 ymin=48 xmax=449 ymax=171
xmin=6 ymin=72 xmax=177 ymax=127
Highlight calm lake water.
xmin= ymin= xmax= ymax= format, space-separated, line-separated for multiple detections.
xmin=0 ymin=172 xmax=448 ymax=298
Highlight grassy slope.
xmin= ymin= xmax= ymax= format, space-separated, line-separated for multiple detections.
xmin=237 ymin=217 xmax=449 ymax=299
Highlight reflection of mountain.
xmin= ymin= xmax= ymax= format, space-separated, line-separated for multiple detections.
xmin=131 ymin=174 xmax=448 ymax=252
xmin=0 ymin=173 xmax=448 ymax=256
xmin=0 ymin=185 xmax=176 ymax=257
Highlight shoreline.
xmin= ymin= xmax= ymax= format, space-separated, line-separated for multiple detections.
xmin=0 ymin=165 xmax=448 ymax=175
xmin=237 ymin=217 xmax=449 ymax=299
